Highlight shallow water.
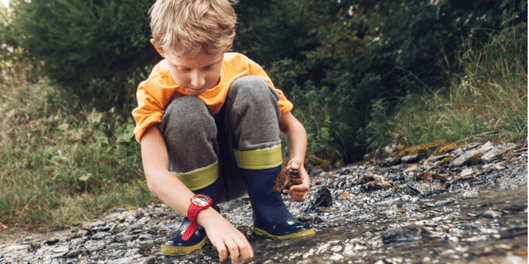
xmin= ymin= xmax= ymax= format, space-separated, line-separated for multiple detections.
xmin=163 ymin=185 xmax=526 ymax=264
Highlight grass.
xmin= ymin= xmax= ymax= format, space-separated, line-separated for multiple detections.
xmin=387 ymin=26 xmax=527 ymax=147
xmin=0 ymin=75 xmax=156 ymax=228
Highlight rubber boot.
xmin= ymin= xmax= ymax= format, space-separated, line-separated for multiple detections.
xmin=241 ymin=166 xmax=315 ymax=239
xmin=161 ymin=181 xmax=218 ymax=255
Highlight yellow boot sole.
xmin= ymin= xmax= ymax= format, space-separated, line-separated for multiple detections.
xmin=253 ymin=226 xmax=315 ymax=240
xmin=161 ymin=236 xmax=207 ymax=256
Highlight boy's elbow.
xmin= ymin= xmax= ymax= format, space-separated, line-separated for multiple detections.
xmin=143 ymin=170 xmax=159 ymax=194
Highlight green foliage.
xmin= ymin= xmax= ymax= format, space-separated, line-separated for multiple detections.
xmin=0 ymin=78 xmax=153 ymax=227
xmin=11 ymin=0 xmax=158 ymax=113
xmin=259 ymin=0 xmax=526 ymax=163
xmin=380 ymin=25 xmax=527 ymax=147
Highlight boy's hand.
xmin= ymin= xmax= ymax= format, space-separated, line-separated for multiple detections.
xmin=283 ymin=158 xmax=310 ymax=202
xmin=200 ymin=210 xmax=254 ymax=262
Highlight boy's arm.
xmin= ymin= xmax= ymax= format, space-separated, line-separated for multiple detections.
xmin=140 ymin=125 xmax=253 ymax=262
xmin=278 ymin=111 xmax=310 ymax=202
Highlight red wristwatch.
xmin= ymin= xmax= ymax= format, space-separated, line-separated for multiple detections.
xmin=182 ymin=194 xmax=212 ymax=241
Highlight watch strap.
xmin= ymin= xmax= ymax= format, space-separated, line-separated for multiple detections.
xmin=182 ymin=194 xmax=212 ymax=241
xmin=182 ymin=221 xmax=200 ymax=241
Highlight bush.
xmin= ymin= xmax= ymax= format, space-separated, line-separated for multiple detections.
xmin=264 ymin=0 xmax=526 ymax=163
xmin=375 ymin=25 xmax=527 ymax=147
xmin=11 ymin=0 xmax=158 ymax=113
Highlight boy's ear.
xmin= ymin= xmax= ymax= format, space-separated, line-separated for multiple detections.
xmin=150 ymin=39 xmax=165 ymax=58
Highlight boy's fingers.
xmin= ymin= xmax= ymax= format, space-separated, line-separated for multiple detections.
xmin=217 ymin=245 xmax=228 ymax=262
xmin=237 ymin=236 xmax=254 ymax=260
xmin=288 ymin=158 xmax=302 ymax=169
xmin=290 ymin=184 xmax=309 ymax=192
xmin=225 ymin=240 xmax=241 ymax=262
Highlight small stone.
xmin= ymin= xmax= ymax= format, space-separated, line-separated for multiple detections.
xmin=382 ymin=224 xmax=430 ymax=244
xmin=460 ymin=168 xmax=474 ymax=177
xmin=92 ymin=232 xmax=111 ymax=240
xmin=401 ymin=154 xmax=420 ymax=163
xmin=76 ymin=229 xmax=89 ymax=238
xmin=311 ymin=186 xmax=333 ymax=209
xmin=67 ymin=248 xmax=86 ymax=258
xmin=2 ymin=245 xmax=29 ymax=253
xmin=495 ymin=244 xmax=513 ymax=250
xmin=51 ymin=246 xmax=69 ymax=257
xmin=435 ymin=198 xmax=454 ymax=207
xmin=29 ymin=241 xmax=41 ymax=251
xmin=138 ymin=234 xmax=153 ymax=241
xmin=141 ymin=256 xmax=157 ymax=264
xmin=483 ymin=209 xmax=502 ymax=218
xmin=403 ymin=165 xmax=421 ymax=173
xmin=46 ymin=237 xmax=59 ymax=245
xmin=407 ymin=181 xmax=448 ymax=196
xmin=84 ymin=239 xmax=106 ymax=253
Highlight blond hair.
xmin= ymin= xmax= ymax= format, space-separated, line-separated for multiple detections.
xmin=149 ymin=0 xmax=237 ymax=56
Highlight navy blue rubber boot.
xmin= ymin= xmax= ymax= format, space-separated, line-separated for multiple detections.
xmin=161 ymin=181 xmax=218 ymax=256
xmin=241 ymin=166 xmax=315 ymax=239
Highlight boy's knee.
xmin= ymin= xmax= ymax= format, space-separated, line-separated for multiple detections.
xmin=161 ymin=96 xmax=215 ymax=135
xmin=229 ymin=75 xmax=280 ymax=102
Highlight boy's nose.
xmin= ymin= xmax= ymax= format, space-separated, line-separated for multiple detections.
xmin=190 ymin=71 xmax=206 ymax=89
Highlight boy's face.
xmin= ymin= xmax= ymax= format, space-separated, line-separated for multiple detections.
xmin=152 ymin=40 xmax=225 ymax=96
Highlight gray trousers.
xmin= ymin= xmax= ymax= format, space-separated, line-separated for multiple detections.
xmin=159 ymin=76 xmax=283 ymax=203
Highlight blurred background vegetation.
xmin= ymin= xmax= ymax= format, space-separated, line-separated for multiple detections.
xmin=0 ymin=0 xmax=526 ymax=227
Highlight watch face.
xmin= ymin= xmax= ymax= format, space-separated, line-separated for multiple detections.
xmin=193 ymin=195 xmax=210 ymax=206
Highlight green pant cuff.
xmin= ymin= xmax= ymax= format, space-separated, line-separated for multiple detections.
xmin=173 ymin=161 xmax=219 ymax=191
xmin=234 ymin=144 xmax=283 ymax=170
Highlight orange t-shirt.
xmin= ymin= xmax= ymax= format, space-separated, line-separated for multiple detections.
xmin=132 ymin=52 xmax=293 ymax=143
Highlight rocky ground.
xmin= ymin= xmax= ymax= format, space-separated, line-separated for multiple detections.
xmin=0 ymin=141 xmax=527 ymax=264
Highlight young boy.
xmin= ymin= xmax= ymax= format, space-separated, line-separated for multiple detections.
xmin=132 ymin=0 xmax=315 ymax=262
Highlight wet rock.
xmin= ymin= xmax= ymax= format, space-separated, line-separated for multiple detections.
xmin=92 ymin=231 xmax=110 ymax=240
xmin=450 ymin=142 xmax=508 ymax=167
xmin=363 ymin=179 xmax=395 ymax=191
xmin=483 ymin=209 xmax=503 ymax=218
xmin=51 ymin=246 xmax=69 ymax=258
xmin=84 ymin=239 xmax=106 ymax=253
xmin=381 ymin=157 xmax=401 ymax=167
xmin=74 ymin=229 xmax=90 ymax=238
xmin=407 ymin=181 xmax=448 ymax=196
xmin=460 ymin=168 xmax=474 ymax=177
xmin=382 ymin=224 xmax=430 ymax=244
xmin=481 ymin=143 xmax=517 ymax=163
xmin=401 ymin=154 xmax=421 ymax=163
xmin=416 ymin=172 xmax=448 ymax=182
xmin=67 ymin=248 xmax=86 ymax=258
xmin=2 ymin=244 xmax=29 ymax=254
xmin=307 ymin=186 xmax=333 ymax=211
xmin=46 ymin=237 xmax=59 ymax=245
xmin=403 ymin=164 xmax=421 ymax=174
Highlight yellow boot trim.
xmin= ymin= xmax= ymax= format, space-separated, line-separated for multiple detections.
xmin=161 ymin=236 xmax=207 ymax=256
xmin=234 ymin=144 xmax=283 ymax=170
xmin=173 ymin=161 xmax=219 ymax=191
xmin=253 ymin=226 xmax=316 ymax=240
